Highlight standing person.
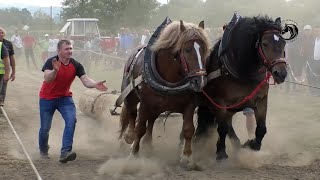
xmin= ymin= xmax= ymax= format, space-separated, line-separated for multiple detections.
xmin=22 ymin=31 xmax=37 ymax=70
xmin=314 ymin=26 xmax=320 ymax=61
xmin=140 ymin=29 xmax=150 ymax=45
xmin=38 ymin=39 xmax=108 ymax=163
xmin=300 ymin=25 xmax=319 ymax=96
xmin=10 ymin=29 xmax=23 ymax=58
xmin=48 ymin=33 xmax=59 ymax=58
xmin=39 ymin=34 xmax=49 ymax=63
xmin=243 ymin=108 xmax=256 ymax=140
xmin=0 ymin=41 xmax=10 ymax=103
xmin=0 ymin=27 xmax=16 ymax=106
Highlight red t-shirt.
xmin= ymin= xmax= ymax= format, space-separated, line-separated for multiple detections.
xmin=23 ymin=35 xmax=36 ymax=49
xmin=39 ymin=56 xmax=86 ymax=100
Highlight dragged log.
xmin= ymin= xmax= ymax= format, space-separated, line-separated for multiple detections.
xmin=78 ymin=89 xmax=120 ymax=118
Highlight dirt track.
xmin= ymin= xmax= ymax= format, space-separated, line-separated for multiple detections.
xmin=1 ymin=62 xmax=320 ymax=180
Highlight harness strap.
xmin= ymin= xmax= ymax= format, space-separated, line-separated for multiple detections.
xmin=114 ymin=75 xmax=143 ymax=108
xmin=207 ymin=69 xmax=222 ymax=81
xmin=203 ymin=72 xmax=271 ymax=110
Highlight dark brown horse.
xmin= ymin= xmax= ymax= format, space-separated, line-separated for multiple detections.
xmin=119 ymin=20 xmax=211 ymax=168
xmin=194 ymin=15 xmax=288 ymax=160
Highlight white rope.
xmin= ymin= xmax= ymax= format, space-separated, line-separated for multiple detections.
xmin=288 ymin=63 xmax=307 ymax=83
xmin=0 ymin=106 xmax=42 ymax=180
xmin=73 ymin=48 xmax=126 ymax=61
xmin=306 ymin=61 xmax=320 ymax=77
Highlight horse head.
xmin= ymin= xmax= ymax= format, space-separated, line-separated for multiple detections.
xmin=223 ymin=16 xmax=288 ymax=84
xmin=255 ymin=17 xmax=287 ymax=84
xmin=173 ymin=20 xmax=210 ymax=92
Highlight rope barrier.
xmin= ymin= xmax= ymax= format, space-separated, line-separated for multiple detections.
xmin=73 ymin=48 xmax=126 ymax=61
xmin=284 ymin=80 xmax=320 ymax=90
xmin=306 ymin=61 xmax=320 ymax=77
xmin=287 ymin=63 xmax=307 ymax=83
xmin=0 ymin=106 xmax=42 ymax=180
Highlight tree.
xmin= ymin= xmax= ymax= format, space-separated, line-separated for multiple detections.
xmin=0 ymin=7 xmax=33 ymax=29
xmin=60 ymin=0 xmax=159 ymax=33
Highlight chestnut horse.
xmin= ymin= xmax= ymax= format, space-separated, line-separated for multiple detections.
xmin=194 ymin=15 xmax=288 ymax=160
xmin=119 ymin=19 xmax=210 ymax=169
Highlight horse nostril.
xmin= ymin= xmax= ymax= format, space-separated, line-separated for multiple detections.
xmin=282 ymin=70 xmax=287 ymax=78
xmin=194 ymin=79 xmax=199 ymax=86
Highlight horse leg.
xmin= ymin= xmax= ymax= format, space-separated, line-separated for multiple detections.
xmin=216 ymin=118 xmax=229 ymax=160
xmin=130 ymin=104 xmax=149 ymax=156
xmin=119 ymin=94 xmax=139 ymax=144
xmin=180 ymin=105 xmax=198 ymax=170
xmin=227 ymin=118 xmax=241 ymax=150
xmin=142 ymin=114 xmax=159 ymax=155
xmin=194 ymin=105 xmax=217 ymax=143
xmin=243 ymin=97 xmax=267 ymax=151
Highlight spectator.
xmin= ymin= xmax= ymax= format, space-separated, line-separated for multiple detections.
xmin=38 ymin=39 xmax=108 ymax=163
xmin=22 ymin=31 xmax=37 ymax=70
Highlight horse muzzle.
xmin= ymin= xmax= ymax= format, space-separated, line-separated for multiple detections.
xmin=190 ymin=75 xmax=207 ymax=92
xmin=271 ymin=65 xmax=287 ymax=84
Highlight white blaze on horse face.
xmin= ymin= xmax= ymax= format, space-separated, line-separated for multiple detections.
xmin=194 ymin=42 xmax=203 ymax=69
xmin=274 ymin=34 xmax=279 ymax=41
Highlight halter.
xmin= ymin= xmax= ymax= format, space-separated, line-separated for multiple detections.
xmin=256 ymin=30 xmax=287 ymax=73
xmin=178 ymin=40 xmax=207 ymax=79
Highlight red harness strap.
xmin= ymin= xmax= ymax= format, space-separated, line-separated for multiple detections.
xmin=180 ymin=53 xmax=189 ymax=74
xmin=202 ymin=72 xmax=272 ymax=110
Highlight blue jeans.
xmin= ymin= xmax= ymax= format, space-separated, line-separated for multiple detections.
xmin=243 ymin=107 xmax=254 ymax=115
xmin=39 ymin=96 xmax=77 ymax=156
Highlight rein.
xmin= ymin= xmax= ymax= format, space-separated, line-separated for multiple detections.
xmin=202 ymin=72 xmax=272 ymax=110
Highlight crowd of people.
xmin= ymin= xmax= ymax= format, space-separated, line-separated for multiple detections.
xmin=286 ymin=25 xmax=320 ymax=95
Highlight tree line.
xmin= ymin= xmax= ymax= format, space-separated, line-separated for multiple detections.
xmin=1 ymin=0 xmax=319 ymax=34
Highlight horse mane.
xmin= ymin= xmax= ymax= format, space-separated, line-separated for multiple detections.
xmin=237 ymin=15 xmax=282 ymax=35
xmin=151 ymin=21 xmax=211 ymax=58
xmin=208 ymin=15 xmax=283 ymax=79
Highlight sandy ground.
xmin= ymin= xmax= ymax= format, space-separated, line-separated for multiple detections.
xmin=1 ymin=60 xmax=320 ymax=180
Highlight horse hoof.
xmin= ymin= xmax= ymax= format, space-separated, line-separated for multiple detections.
xmin=180 ymin=162 xmax=202 ymax=171
xmin=216 ymin=152 xmax=228 ymax=161
xmin=143 ymin=145 xmax=154 ymax=157
xmin=243 ymin=139 xmax=261 ymax=151
xmin=124 ymin=134 xmax=134 ymax=144
xmin=128 ymin=153 xmax=139 ymax=160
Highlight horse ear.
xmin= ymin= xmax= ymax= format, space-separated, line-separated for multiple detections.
xmin=180 ymin=20 xmax=186 ymax=32
xmin=198 ymin=21 xmax=204 ymax=29
xmin=275 ymin=17 xmax=281 ymax=24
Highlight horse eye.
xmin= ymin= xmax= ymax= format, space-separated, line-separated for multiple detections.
xmin=185 ymin=48 xmax=192 ymax=53
xmin=262 ymin=42 xmax=268 ymax=47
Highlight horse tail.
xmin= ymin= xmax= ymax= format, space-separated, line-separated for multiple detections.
xmin=194 ymin=105 xmax=217 ymax=140
xmin=119 ymin=104 xmax=129 ymax=139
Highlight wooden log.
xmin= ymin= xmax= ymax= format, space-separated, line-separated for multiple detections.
xmin=78 ymin=89 xmax=120 ymax=118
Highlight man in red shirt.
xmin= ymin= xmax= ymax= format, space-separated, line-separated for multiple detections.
xmin=22 ymin=31 xmax=37 ymax=69
xmin=39 ymin=39 xmax=107 ymax=163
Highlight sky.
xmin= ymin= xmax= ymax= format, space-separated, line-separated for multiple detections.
xmin=0 ymin=0 xmax=168 ymax=7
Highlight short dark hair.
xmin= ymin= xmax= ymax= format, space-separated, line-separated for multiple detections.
xmin=57 ymin=39 xmax=71 ymax=50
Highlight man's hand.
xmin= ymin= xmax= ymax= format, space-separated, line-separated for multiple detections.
xmin=95 ymin=80 xmax=108 ymax=91
xmin=10 ymin=73 xmax=15 ymax=81
xmin=52 ymin=58 xmax=61 ymax=71
xmin=4 ymin=74 xmax=9 ymax=82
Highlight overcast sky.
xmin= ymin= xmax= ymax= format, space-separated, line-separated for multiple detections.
xmin=0 ymin=0 xmax=168 ymax=7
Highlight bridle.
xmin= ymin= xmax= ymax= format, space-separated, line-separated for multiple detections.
xmin=256 ymin=30 xmax=287 ymax=73
xmin=177 ymin=40 xmax=207 ymax=79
